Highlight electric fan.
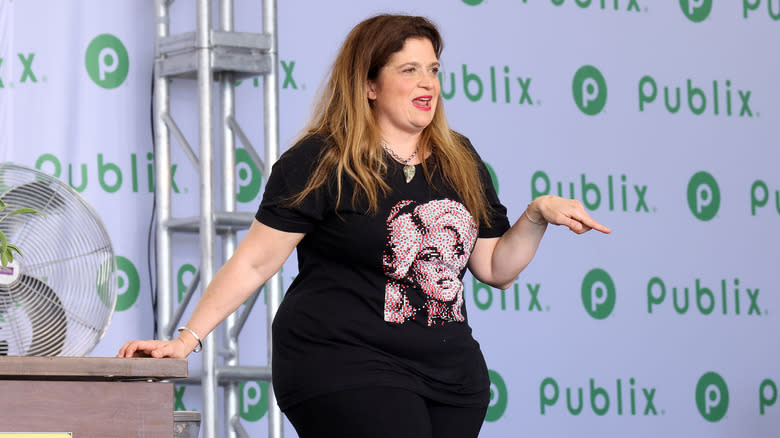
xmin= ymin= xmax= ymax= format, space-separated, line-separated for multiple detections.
xmin=0 ymin=162 xmax=117 ymax=356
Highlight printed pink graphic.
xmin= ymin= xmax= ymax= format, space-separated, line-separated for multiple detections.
xmin=383 ymin=199 xmax=478 ymax=325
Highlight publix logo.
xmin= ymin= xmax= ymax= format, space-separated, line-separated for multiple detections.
xmin=486 ymin=370 xmax=508 ymax=422
xmin=236 ymin=148 xmax=263 ymax=203
xmin=647 ymin=276 xmax=764 ymax=316
xmin=35 ymin=152 xmax=182 ymax=195
xmin=687 ymin=171 xmax=720 ymax=221
xmin=532 ymin=171 xmax=652 ymax=213
xmin=471 ymin=276 xmax=547 ymax=313
xmin=0 ymin=53 xmax=42 ymax=89
xmin=240 ymin=381 xmax=269 ymax=421
xmin=744 ymin=1 xmax=780 ymax=19
xmin=540 ymin=376 xmax=660 ymax=416
xmin=581 ymin=268 xmax=616 ymax=319
xmin=34 ymin=151 xmax=259 ymax=202
xmin=696 ymin=372 xmax=729 ymax=422
xmin=639 ymin=76 xmax=756 ymax=118
xmin=438 ymin=64 xmax=537 ymax=106
xmin=115 ymin=256 xmax=141 ymax=311
xmin=572 ymin=65 xmax=607 ymax=116
xmin=85 ymin=34 xmax=129 ymax=89
xmin=679 ymin=0 xmax=713 ymax=22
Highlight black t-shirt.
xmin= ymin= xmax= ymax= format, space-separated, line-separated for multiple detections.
xmin=256 ymin=134 xmax=510 ymax=410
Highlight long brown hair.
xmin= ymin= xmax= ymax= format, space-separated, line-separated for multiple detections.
xmin=290 ymin=14 xmax=490 ymax=225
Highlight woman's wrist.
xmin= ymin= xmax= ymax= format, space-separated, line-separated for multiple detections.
xmin=524 ymin=200 xmax=547 ymax=226
xmin=177 ymin=326 xmax=203 ymax=353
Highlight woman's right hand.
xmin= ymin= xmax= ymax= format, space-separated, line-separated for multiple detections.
xmin=116 ymin=337 xmax=192 ymax=359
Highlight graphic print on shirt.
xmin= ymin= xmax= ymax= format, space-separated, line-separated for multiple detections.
xmin=383 ymin=199 xmax=478 ymax=326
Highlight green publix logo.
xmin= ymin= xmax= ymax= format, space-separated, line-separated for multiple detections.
xmin=540 ymin=377 xmax=660 ymax=416
xmin=532 ymin=171 xmax=652 ymax=214
xmin=581 ymin=268 xmax=616 ymax=319
xmin=573 ymin=65 xmax=607 ymax=116
xmin=687 ymin=171 xmax=720 ymax=221
xmin=85 ymin=34 xmax=129 ymax=89
xmin=35 ymin=152 xmax=180 ymax=195
xmin=696 ymin=372 xmax=728 ymax=422
xmin=571 ymin=65 xmax=759 ymax=118
xmin=462 ymin=0 xmax=647 ymax=13
xmin=115 ymin=255 xmax=140 ymax=311
xmin=33 ymin=149 xmax=263 ymax=203
xmin=647 ymin=276 xmax=765 ymax=317
xmin=639 ymin=76 xmax=757 ymax=118
xmin=470 ymin=276 xmax=548 ymax=313
xmin=438 ymin=64 xmax=537 ymax=106
xmin=0 ymin=53 xmax=42 ymax=88
xmin=240 ymin=381 xmax=270 ymax=421
xmin=679 ymin=0 xmax=713 ymax=22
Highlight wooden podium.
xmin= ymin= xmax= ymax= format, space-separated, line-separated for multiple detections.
xmin=0 ymin=356 xmax=188 ymax=437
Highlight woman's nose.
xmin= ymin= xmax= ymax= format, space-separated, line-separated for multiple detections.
xmin=419 ymin=71 xmax=436 ymax=89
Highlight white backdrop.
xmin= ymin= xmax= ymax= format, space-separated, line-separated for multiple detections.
xmin=1 ymin=0 xmax=779 ymax=436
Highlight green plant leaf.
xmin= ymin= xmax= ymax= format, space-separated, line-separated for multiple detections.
xmin=0 ymin=203 xmax=45 ymax=267
xmin=7 ymin=243 xmax=21 ymax=256
xmin=9 ymin=208 xmax=43 ymax=216
xmin=0 ymin=229 xmax=7 ymax=257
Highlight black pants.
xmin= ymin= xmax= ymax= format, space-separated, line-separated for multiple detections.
xmin=284 ymin=387 xmax=488 ymax=438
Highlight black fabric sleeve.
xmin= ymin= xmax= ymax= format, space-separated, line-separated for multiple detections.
xmin=460 ymin=135 xmax=511 ymax=239
xmin=478 ymin=165 xmax=510 ymax=238
xmin=255 ymin=136 xmax=331 ymax=234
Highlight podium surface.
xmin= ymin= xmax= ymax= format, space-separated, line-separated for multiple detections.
xmin=0 ymin=356 xmax=187 ymax=438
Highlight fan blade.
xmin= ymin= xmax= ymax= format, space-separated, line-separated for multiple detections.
xmin=0 ymin=180 xmax=67 ymax=212
xmin=1 ymin=274 xmax=67 ymax=356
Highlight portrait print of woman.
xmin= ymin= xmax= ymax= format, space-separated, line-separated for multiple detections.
xmin=383 ymin=199 xmax=478 ymax=325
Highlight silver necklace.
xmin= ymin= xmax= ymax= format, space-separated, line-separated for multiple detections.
xmin=381 ymin=140 xmax=418 ymax=183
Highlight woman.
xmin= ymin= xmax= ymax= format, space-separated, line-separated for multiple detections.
xmin=118 ymin=14 xmax=610 ymax=438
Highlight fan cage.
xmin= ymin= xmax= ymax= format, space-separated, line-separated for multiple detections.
xmin=0 ymin=162 xmax=117 ymax=356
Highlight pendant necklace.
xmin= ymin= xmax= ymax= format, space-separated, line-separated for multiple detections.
xmin=381 ymin=140 xmax=418 ymax=183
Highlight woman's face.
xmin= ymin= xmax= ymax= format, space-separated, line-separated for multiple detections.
xmin=411 ymin=227 xmax=465 ymax=302
xmin=367 ymin=37 xmax=441 ymax=140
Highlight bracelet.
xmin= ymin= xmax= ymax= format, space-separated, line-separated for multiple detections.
xmin=524 ymin=208 xmax=547 ymax=226
xmin=177 ymin=326 xmax=203 ymax=353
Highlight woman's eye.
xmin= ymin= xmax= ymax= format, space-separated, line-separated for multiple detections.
xmin=430 ymin=67 xmax=439 ymax=74
xmin=418 ymin=248 xmax=441 ymax=261
xmin=403 ymin=67 xmax=416 ymax=73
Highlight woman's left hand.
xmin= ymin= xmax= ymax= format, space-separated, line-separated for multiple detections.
xmin=525 ymin=195 xmax=612 ymax=234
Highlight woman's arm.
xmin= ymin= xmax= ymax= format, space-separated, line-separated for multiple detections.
xmin=468 ymin=195 xmax=611 ymax=290
xmin=117 ymin=220 xmax=304 ymax=358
